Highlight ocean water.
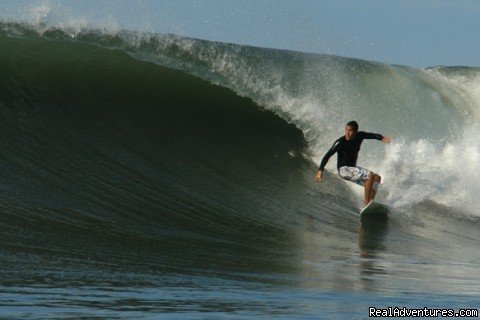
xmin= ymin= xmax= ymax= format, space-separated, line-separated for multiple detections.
xmin=0 ymin=20 xmax=479 ymax=319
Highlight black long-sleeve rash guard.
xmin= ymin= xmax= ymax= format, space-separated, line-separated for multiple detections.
xmin=318 ymin=131 xmax=384 ymax=171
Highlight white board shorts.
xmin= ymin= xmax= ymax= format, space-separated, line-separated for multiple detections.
xmin=338 ymin=166 xmax=372 ymax=187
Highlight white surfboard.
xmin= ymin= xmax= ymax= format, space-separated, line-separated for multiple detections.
xmin=360 ymin=200 xmax=389 ymax=216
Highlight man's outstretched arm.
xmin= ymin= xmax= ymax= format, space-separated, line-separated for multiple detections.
xmin=360 ymin=131 xmax=392 ymax=144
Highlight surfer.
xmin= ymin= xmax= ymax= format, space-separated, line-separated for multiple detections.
xmin=315 ymin=121 xmax=391 ymax=205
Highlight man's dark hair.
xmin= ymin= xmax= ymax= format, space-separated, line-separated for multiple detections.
xmin=346 ymin=120 xmax=359 ymax=132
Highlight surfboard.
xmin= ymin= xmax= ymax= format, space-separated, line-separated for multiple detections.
xmin=360 ymin=200 xmax=389 ymax=216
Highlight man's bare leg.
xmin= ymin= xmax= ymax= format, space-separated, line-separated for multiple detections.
xmin=364 ymin=173 xmax=382 ymax=205
xmin=364 ymin=173 xmax=374 ymax=205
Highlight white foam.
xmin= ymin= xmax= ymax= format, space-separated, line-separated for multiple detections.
xmin=366 ymin=122 xmax=480 ymax=216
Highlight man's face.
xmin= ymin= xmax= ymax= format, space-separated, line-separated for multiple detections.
xmin=345 ymin=125 xmax=357 ymax=141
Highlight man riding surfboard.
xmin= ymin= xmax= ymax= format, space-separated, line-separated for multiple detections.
xmin=315 ymin=121 xmax=391 ymax=205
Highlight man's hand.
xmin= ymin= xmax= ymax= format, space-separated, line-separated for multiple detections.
xmin=315 ymin=170 xmax=323 ymax=183
xmin=382 ymin=135 xmax=392 ymax=144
